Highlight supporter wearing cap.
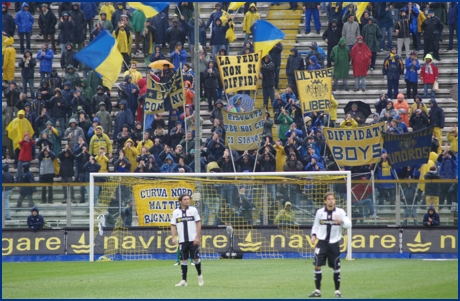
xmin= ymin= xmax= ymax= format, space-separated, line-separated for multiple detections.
xmin=166 ymin=16 xmax=186 ymax=53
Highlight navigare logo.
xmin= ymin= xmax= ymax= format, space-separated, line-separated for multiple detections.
xmin=406 ymin=231 xmax=432 ymax=252
xmin=238 ymin=231 xmax=262 ymax=252
xmin=71 ymin=233 xmax=90 ymax=254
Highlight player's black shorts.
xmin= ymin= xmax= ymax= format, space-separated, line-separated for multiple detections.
xmin=313 ymin=240 xmax=341 ymax=269
xmin=179 ymin=241 xmax=200 ymax=261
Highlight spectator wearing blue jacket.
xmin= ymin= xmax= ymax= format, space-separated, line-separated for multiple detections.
xmin=437 ymin=150 xmax=458 ymax=207
xmin=80 ymin=2 xmax=98 ymax=41
xmin=407 ymin=3 xmax=421 ymax=51
xmin=180 ymin=15 xmax=207 ymax=63
xmin=404 ymin=51 xmax=420 ymax=99
xmin=306 ymin=55 xmax=322 ymax=70
xmin=280 ymin=85 xmax=297 ymax=103
xmin=393 ymin=115 xmax=408 ymax=133
xmin=36 ymin=43 xmax=54 ymax=82
xmin=209 ymin=17 xmax=230 ymax=61
xmin=27 ymin=206 xmax=44 ymax=231
xmin=423 ymin=206 xmax=440 ymax=227
xmin=14 ymin=2 xmax=34 ymax=54
xmin=447 ymin=2 xmax=458 ymax=52
xmin=170 ymin=42 xmax=188 ymax=71
xmin=284 ymin=123 xmax=303 ymax=140
xmin=304 ymin=154 xmax=325 ymax=171
xmin=377 ymin=2 xmax=394 ymax=51
xmin=160 ymin=154 xmax=177 ymax=173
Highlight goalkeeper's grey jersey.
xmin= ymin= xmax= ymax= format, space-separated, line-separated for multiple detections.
xmin=171 ymin=206 xmax=201 ymax=243
xmin=311 ymin=207 xmax=351 ymax=244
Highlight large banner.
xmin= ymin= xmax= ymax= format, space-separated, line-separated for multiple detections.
xmin=216 ymin=51 xmax=262 ymax=94
xmin=324 ymin=123 xmax=385 ymax=166
xmin=382 ymin=127 xmax=433 ymax=169
xmin=295 ymin=68 xmax=333 ymax=113
xmin=132 ymin=181 xmax=195 ymax=226
xmin=2 ymin=227 xmax=458 ymax=256
xmin=144 ymin=69 xmax=184 ymax=114
xmin=222 ymin=109 xmax=264 ymax=151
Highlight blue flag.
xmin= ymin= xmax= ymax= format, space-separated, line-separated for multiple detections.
xmin=382 ymin=127 xmax=434 ymax=169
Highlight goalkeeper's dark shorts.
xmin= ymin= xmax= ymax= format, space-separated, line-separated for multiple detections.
xmin=313 ymin=240 xmax=341 ymax=269
xmin=179 ymin=241 xmax=200 ymax=261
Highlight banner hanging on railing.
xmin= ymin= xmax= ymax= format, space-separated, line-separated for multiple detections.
xmin=382 ymin=127 xmax=434 ymax=169
xmin=323 ymin=122 xmax=385 ymax=166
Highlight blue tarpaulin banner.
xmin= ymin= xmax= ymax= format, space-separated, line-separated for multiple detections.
xmin=382 ymin=127 xmax=433 ymax=169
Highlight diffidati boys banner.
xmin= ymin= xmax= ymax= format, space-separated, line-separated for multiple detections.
xmin=323 ymin=123 xmax=385 ymax=166
xmin=216 ymin=51 xmax=262 ymax=94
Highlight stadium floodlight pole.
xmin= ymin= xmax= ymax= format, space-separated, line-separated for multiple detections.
xmin=193 ymin=2 xmax=201 ymax=173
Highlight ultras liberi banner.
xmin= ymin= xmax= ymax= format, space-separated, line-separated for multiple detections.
xmin=295 ymin=68 xmax=332 ymax=113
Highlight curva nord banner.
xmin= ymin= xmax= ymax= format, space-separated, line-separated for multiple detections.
xmin=2 ymin=227 xmax=457 ymax=256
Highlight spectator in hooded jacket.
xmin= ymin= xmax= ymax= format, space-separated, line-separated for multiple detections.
xmin=58 ymin=12 xmax=75 ymax=54
xmin=421 ymin=10 xmax=443 ymax=61
xmin=322 ymin=19 xmax=341 ymax=68
xmin=18 ymin=50 xmax=36 ymax=99
xmin=36 ymin=43 xmax=54 ymax=82
xmin=27 ymin=206 xmax=44 ymax=231
xmin=80 ymin=2 xmax=97 ymax=41
xmin=14 ymin=2 xmax=34 ymax=54
xmin=58 ymin=145 xmax=75 ymax=203
xmin=243 ymin=3 xmax=260 ymax=43
xmin=260 ymin=55 xmax=276 ymax=110
xmin=113 ymin=23 xmax=132 ymax=70
xmin=38 ymin=4 xmax=57 ymax=53
xmin=409 ymin=107 xmax=429 ymax=131
xmin=330 ymin=37 xmax=350 ymax=91
xmin=428 ymin=99 xmax=444 ymax=154
xmin=361 ymin=18 xmax=381 ymax=71
xmin=170 ymin=42 xmax=188 ymax=72
xmin=404 ymin=51 xmax=421 ymax=99
xmin=69 ymin=3 xmax=86 ymax=51
xmin=2 ymin=4 xmax=15 ymax=37
xmin=378 ymin=2 xmax=394 ymax=52
xmin=437 ymin=149 xmax=458 ymax=208
xmin=38 ymin=144 xmax=56 ymax=204
xmin=286 ymin=48 xmax=304 ymax=96
xmin=393 ymin=94 xmax=410 ymax=127
xmin=395 ymin=8 xmax=411 ymax=59
xmin=15 ymin=162 xmax=36 ymax=209
xmin=165 ymin=19 xmax=186 ymax=53
xmin=350 ymin=36 xmax=372 ymax=92
xmin=424 ymin=165 xmax=442 ymax=211
xmin=2 ymin=36 xmax=16 ymax=84
xmin=269 ymin=42 xmax=283 ymax=89
xmin=420 ymin=54 xmax=438 ymax=101
xmin=446 ymin=2 xmax=458 ymax=52
xmin=423 ymin=206 xmax=440 ymax=227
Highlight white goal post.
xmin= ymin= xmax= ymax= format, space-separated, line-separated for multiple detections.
xmin=89 ymin=171 xmax=353 ymax=262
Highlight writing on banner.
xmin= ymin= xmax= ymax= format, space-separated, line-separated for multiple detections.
xmin=382 ymin=127 xmax=433 ymax=169
xmin=222 ymin=109 xmax=264 ymax=151
xmin=144 ymin=75 xmax=169 ymax=114
xmin=133 ymin=182 xmax=195 ymax=226
xmin=164 ymin=68 xmax=184 ymax=111
xmin=216 ymin=51 xmax=262 ymax=94
xmin=323 ymin=123 xmax=385 ymax=166
xmin=295 ymin=68 xmax=333 ymax=113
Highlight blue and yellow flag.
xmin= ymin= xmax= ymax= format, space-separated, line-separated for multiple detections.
xmin=128 ymin=2 xmax=169 ymax=18
xmin=250 ymin=20 xmax=286 ymax=58
xmin=74 ymin=30 xmax=122 ymax=88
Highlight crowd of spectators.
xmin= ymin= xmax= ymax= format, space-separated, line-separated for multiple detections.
xmin=1 ymin=2 xmax=458 ymax=221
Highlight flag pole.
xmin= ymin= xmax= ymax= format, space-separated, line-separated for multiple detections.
xmin=175 ymin=3 xmax=183 ymax=18
xmin=193 ymin=2 xmax=201 ymax=173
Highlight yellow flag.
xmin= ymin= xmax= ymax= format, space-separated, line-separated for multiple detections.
xmin=228 ymin=2 xmax=246 ymax=11
xmin=356 ymin=2 xmax=369 ymax=24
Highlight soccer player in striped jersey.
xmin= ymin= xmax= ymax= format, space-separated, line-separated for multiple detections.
xmin=171 ymin=194 xmax=203 ymax=287
xmin=309 ymin=192 xmax=351 ymax=298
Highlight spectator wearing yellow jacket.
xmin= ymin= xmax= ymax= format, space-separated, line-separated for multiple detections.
xmin=113 ymin=23 xmax=133 ymax=71
xmin=409 ymin=94 xmax=429 ymax=116
xmin=340 ymin=115 xmax=358 ymax=128
xmin=137 ymin=132 xmax=154 ymax=154
xmin=123 ymin=61 xmax=143 ymax=86
xmin=274 ymin=140 xmax=286 ymax=172
xmin=447 ymin=127 xmax=458 ymax=154
xmin=99 ymin=2 xmax=115 ymax=21
xmin=242 ymin=3 xmax=260 ymax=44
xmin=89 ymin=126 xmax=113 ymax=157
xmin=123 ymin=138 xmax=139 ymax=172
xmin=94 ymin=146 xmax=110 ymax=172
xmin=2 ymin=36 xmax=16 ymax=82
xmin=329 ymin=93 xmax=338 ymax=122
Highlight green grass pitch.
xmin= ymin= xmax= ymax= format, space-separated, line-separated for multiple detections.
xmin=2 ymin=259 xmax=458 ymax=299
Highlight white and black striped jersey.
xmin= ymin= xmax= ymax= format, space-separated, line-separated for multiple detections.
xmin=171 ymin=206 xmax=201 ymax=244
xmin=311 ymin=207 xmax=351 ymax=244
